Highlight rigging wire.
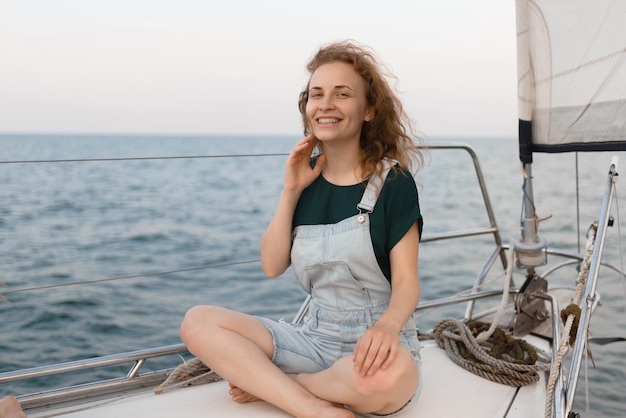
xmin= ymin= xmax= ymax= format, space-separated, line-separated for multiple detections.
xmin=0 ymin=151 xmax=286 ymax=300
xmin=519 ymin=164 xmax=552 ymax=230
xmin=519 ymin=166 xmax=536 ymax=228
xmin=0 ymin=260 xmax=261 ymax=296
xmin=576 ymin=152 xmax=581 ymax=254
xmin=0 ymin=153 xmax=288 ymax=165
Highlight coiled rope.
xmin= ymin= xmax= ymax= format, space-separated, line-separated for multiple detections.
xmin=429 ymin=240 xmax=551 ymax=387
xmin=432 ymin=318 xmax=550 ymax=386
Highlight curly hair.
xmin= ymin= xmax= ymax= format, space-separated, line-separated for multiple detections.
xmin=298 ymin=40 xmax=425 ymax=180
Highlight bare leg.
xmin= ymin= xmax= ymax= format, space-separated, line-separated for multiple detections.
xmin=229 ymin=344 xmax=419 ymax=414
xmin=0 ymin=396 xmax=27 ymax=418
xmin=295 ymin=348 xmax=419 ymax=415
xmin=180 ymin=306 xmax=354 ymax=418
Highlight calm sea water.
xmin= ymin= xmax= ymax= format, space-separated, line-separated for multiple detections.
xmin=1 ymin=134 xmax=625 ymax=416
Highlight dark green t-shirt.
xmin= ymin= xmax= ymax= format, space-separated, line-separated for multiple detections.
xmin=293 ymin=165 xmax=423 ymax=282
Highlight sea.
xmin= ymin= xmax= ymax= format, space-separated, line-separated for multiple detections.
xmin=1 ymin=134 xmax=625 ymax=416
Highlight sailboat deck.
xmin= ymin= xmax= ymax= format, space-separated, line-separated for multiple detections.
xmin=27 ymin=336 xmax=548 ymax=418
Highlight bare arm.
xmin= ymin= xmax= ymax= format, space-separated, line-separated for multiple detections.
xmin=353 ymin=222 xmax=420 ymax=376
xmin=260 ymin=135 xmax=326 ymax=277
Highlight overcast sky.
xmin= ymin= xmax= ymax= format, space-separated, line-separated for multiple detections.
xmin=0 ymin=1 xmax=518 ymax=138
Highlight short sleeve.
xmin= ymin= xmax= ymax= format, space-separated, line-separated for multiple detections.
xmin=381 ymin=168 xmax=422 ymax=253
xmin=368 ymin=167 xmax=422 ymax=282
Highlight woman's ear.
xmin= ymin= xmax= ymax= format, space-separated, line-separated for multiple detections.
xmin=364 ymin=107 xmax=375 ymax=122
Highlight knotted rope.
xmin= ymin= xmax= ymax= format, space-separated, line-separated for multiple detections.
xmin=432 ymin=318 xmax=550 ymax=387
xmin=427 ymin=239 xmax=550 ymax=387
xmin=155 ymin=357 xmax=221 ymax=394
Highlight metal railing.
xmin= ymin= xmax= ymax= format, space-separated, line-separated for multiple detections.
xmin=0 ymin=344 xmax=188 ymax=410
xmin=559 ymin=158 xmax=619 ymax=418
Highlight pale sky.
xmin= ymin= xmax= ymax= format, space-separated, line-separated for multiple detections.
xmin=0 ymin=1 xmax=518 ymax=138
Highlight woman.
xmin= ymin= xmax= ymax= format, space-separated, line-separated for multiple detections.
xmin=180 ymin=40 xmax=425 ymax=418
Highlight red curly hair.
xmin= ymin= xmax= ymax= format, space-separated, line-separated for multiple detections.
xmin=298 ymin=40 xmax=425 ymax=180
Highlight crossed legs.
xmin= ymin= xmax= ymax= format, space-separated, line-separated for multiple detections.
xmin=180 ymin=305 xmax=419 ymax=417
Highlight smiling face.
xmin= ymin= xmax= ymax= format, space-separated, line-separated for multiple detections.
xmin=305 ymin=61 xmax=374 ymax=146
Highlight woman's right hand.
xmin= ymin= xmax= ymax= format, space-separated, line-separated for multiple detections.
xmin=283 ymin=134 xmax=326 ymax=193
xmin=260 ymin=135 xmax=325 ymax=278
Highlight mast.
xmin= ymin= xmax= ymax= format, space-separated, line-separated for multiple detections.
xmin=513 ymin=20 xmax=550 ymax=328
xmin=513 ymin=0 xmax=547 ymax=270
xmin=513 ymin=164 xmax=547 ymax=269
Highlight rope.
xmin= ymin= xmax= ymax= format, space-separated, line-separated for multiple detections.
xmin=425 ymin=241 xmax=550 ymax=387
xmin=543 ymin=222 xmax=597 ymax=418
xmin=431 ymin=319 xmax=550 ymax=387
xmin=155 ymin=357 xmax=221 ymax=394
xmin=475 ymin=239 xmax=516 ymax=343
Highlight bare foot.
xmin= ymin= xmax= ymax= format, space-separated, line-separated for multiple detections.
xmin=227 ymin=382 xmax=354 ymax=418
xmin=228 ymin=382 xmax=262 ymax=403
xmin=0 ymin=396 xmax=27 ymax=418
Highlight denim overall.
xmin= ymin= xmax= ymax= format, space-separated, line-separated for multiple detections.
xmin=258 ymin=159 xmax=420 ymax=377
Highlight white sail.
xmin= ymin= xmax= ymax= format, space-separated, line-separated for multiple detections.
xmin=516 ymin=0 xmax=626 ymax=163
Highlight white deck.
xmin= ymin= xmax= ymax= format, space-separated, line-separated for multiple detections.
xmin=28 ymin=337 xmax=549 ymax=418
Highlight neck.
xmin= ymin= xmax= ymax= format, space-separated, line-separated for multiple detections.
xmin=319 ymin=142 xmax=363 ymax=186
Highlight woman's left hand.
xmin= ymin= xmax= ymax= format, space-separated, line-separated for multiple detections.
xmin=353 ymin=322 xmax=400 ymax=377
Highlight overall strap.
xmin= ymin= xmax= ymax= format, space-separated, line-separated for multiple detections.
xmin=357 ymin=158 xmax=396 ymax=213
